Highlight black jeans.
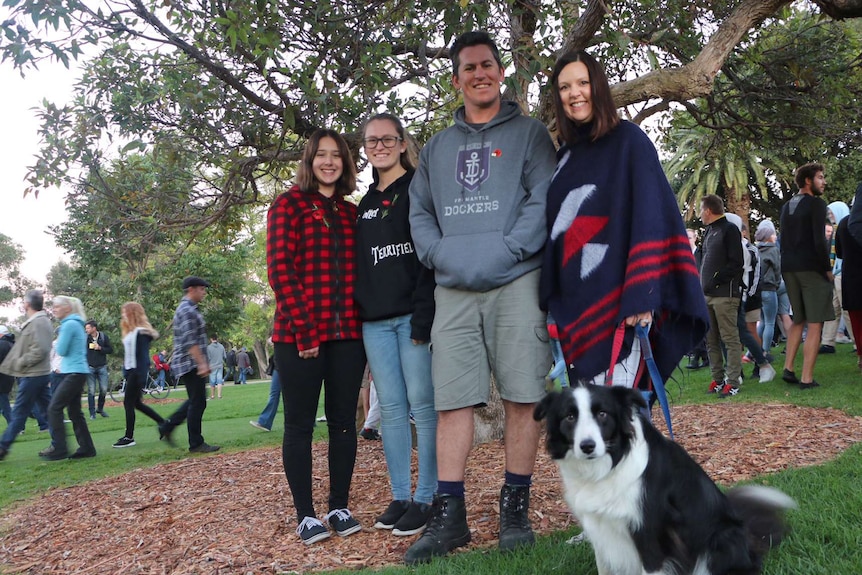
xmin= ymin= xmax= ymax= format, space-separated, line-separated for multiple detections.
xmin=165 ymin=371 xmax=208 ymax=448
xmin=275 ymin=340 xmax=366 ymax=520
xmin=47 ymin=373 xmax=94 ymax=455
xmin=123 ymin=370 xmax=165 ymax=439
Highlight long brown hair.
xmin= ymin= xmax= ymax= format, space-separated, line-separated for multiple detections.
xmin=121 ymin=302 xmax=159 ymax=338
xmin=551 ymin=50 xmax=620 ymax=145
xmin=362 ymin=113 xmax=418 ymax=175
xmin=295 ymin=129 xmax=357 ymax=196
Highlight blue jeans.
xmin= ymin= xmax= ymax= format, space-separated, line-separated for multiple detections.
xmin=363 ymin=315 xmax=437 ymax=504
xmin=87 ymin=365 xmax=109 ymax=415
xmin=237 ymin=366 xmax=248 ymax=385
xmin=257 ymin=370 xmax=282 ymax=430
xmin=156 ymin=369 xmax=167 ymax=389
xmin=0 ymin=375 xmax=52 ymax=451
xmin=738 ymin=303 xmax=767 ymax=366
xmin=0 ymin=392 xmax=11 ymax=424
xmin=758 ymin=290 xmax=778 ymax=356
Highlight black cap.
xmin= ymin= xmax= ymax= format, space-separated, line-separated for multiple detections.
xmin=182 ymin=276 xmax=211 ymax=290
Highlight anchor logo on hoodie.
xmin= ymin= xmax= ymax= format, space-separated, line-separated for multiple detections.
xmin=456 ymin=142 xmax=491 ymax=192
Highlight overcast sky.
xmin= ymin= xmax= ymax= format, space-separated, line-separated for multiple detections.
xmin=1 ymin=61 xmax=75 ymax=288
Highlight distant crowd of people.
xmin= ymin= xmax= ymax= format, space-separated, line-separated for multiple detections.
xmin=1 ymin=28 xmax=860 ymax=569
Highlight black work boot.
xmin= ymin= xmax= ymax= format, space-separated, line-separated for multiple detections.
xmin=499 ymin=484 xmax=535 ymax=551
xmin=403 ymin=495 xmax=471 ymax=565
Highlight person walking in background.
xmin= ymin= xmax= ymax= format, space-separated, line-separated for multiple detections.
xmin=153 ymin=349 xmax=170 ymax=390
xmin=821 ymin=200 xmax=852 ymax=353
xmin=407 ymin=31 xmax=557 ymax=563
xmin=113 ymin=302 xmax=165 ymax=448
xmin=780 ymin=162 xmax=833 ymax=390
xmin=835 ymin=183 xmax=862 ymax=371
xmin=225 ymin=346 xmax=237 ymax=383
xmin=0 ymin=326 xmax=16 ymax=424
xmin=699 ymin=194 xmax=745 ymax=397
xmin=267 ymin=129 xmax=366 ymax=545
xmin=755 ymin=220 xmax=782 ymax=362
xmin=236 ymin=347 xmax=251 ymax=384
xmin=541 ymin=49 xmax=707 ymax=389
xmin=355 ymin=112 xmax=437 ymax=536
xmin=158 ymin=276 xmax=220 ymax=453
xmin=725 ymin=214 xmax=776 ymax=383
xmin=0 ymin=290 xmax=53 ymax=461
xmin=250 ymin=354 xmax=281 ymax=432
xmin=207 ymin=335 xmax=226 ymax=399
xmin=85 ymin=320 xmax=113 ymax=420
xmin=43 ymin=296 xmax=96 ymax=460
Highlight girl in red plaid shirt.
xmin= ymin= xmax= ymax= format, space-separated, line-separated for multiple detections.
xmin=267 ymin=129 xmax=367 ymax=545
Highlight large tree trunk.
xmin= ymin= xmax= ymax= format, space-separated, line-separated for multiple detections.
xmin=474 ymin=375 xmax=505 ymax=445
xmin=726 ymin=188 xmax=752 ymax=236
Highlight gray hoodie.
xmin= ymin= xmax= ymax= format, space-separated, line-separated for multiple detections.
xmin=409 ymin=100 xmax=556 ymax=292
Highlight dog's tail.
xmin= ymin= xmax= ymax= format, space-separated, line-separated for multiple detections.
xmin=726 ymin=485 xmax=797 ymax=557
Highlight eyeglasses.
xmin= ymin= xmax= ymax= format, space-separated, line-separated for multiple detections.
xmin=363 ymin=136 xmax=402 ymax=149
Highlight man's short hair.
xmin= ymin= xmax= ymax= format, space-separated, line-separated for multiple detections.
xmin=86 ymin=320 xmax=99 ymax=329
xmin=24 ymin=290 xmax=43 ymax=312
xmin=701 ymin=194 xmax=725 ymax=216
xmin=794 ymin=162 xmax=824 ymax=189
xmin=450 ymin=31 xmax=503 ymax=76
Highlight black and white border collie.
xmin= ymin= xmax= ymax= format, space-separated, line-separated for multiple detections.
xmin=534 ymin=385 xmax=796 ymax=575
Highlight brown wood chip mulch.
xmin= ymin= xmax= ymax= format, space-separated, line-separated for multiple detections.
xmin=1 ymin=402 xmax=861 ymax=574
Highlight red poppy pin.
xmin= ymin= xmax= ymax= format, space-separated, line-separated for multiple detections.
xmin=492 ymin=149 xmax=502 ymax=157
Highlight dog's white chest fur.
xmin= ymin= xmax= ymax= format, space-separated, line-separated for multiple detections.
xmin=557 ymin=387 xmax=651 ymax=575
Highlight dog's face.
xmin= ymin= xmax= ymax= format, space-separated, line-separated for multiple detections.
xmin=534 ymin=385 xmax=645 ymax=466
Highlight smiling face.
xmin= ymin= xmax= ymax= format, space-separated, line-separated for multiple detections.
xmin=363 ymin=118 xmax=406 ymax=175
xmin=312 ymin=136 xmax=344 ymax=197
xmin=452 ymin=44 xmax=504 ymax=117
xmin=557 ymin=61 xmax=593 ymax=124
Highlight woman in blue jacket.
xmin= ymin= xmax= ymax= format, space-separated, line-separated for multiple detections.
xmin=114 ymin=302 xmax=165 ymax=448
xmin=43 ymin=295 xmax=96 ymax=460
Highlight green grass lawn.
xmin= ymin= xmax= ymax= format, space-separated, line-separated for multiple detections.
xmin=1 ymin=343 xmax=861 ymax=574
xmin=0 ymin=379 xmax=325 ymax=510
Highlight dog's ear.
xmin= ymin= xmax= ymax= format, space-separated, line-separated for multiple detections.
xmin=610 ymin=385 xmax=647 ymax=411
xmin=533 ymin=392 xmax=558 ymax=421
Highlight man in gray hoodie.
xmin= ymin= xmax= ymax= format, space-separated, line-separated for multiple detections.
xmin=0 ymin=290 xmax=54 ymax=461
xmin=406 ymin=31 xmax=556 ymax=564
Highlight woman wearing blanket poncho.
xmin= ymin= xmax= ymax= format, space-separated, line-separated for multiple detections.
xmin=539 ymin=51 xmax=708 ymax=391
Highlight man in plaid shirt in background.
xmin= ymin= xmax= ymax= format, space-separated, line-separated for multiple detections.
xmin=159 ymin=276 xmax=221 ymax=453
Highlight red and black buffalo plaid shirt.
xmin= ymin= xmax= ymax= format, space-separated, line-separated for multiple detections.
xmin=267 ymin=185 xmax=361 ymax=350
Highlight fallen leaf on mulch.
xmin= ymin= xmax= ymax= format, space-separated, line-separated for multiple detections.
xmin=1 ymin=403 xmax=860 ymax=574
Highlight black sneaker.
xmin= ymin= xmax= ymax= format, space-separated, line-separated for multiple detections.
xmin=296 ymin=516 xmax=330 ymax=545
xmin=359 ymin=427 xmax=381 ymax=440
xmin=393 ymin=501 xmax=432 ymax=536
xmin=189 ymin=443 xmax=221 ymax=453
xmin=112 ymin=436 xmax=136 ymax=448
xmin=800 ymin=380 xmax=820 ymax=390
xmin=374 ymin=500 xmax=410 ymax=529
xmin=158 ymin=421 xmax=175 ymax=446
xmin=782 ymin=369 xmax=800 ymax=384
xmin=403 ymin=495 xmax=471 ymax=565
xmin=499 ymin=484 xmax=535 ymax=550
xmin=326 ymin=508 xmax=362 ymax=537
xmin=818 ymin=345 xmax=836 ymax=354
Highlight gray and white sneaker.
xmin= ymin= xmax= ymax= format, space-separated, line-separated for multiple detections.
xmin=296 ymin=516 xmax=330 ymax=545
xmin=325 ymin=508 xmax=362 ymax=537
